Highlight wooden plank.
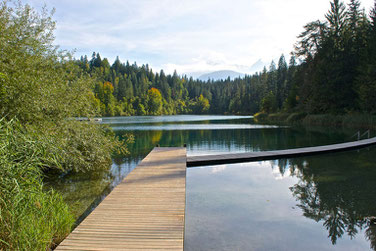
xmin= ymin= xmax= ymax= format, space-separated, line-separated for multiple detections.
xmin=56 ymin=147 xmax=186 ymax=251
xmin=187 ymin=137 xmax=376 ymax=167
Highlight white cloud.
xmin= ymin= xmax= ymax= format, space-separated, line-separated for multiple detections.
xmin=21 ymin=0 xmax=376 ymax=75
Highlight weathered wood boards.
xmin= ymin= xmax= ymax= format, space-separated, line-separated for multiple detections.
xmin=56 ymin=147 xmax=187 ymax=251
xmin=187 ymin=137 xmax=376 ymax=167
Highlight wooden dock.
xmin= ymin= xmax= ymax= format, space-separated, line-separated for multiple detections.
xmin=187 ymin=137 xmax=376 ymax=167
xmin=56 ymin=147 xmax=187 ymax=251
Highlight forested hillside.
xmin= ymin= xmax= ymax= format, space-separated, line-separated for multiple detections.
xmin=77 ymin=0 xmax=376 ymax=117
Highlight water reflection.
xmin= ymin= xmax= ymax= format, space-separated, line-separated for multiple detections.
xmin=101 ymin=115 xmax=253 ymax=125
xmin=120 ymin=126 xmax=353 ymax=159
xmin=110 ymin=123 xmax=279 ymax=131
xmin=45 ymin=158 xmax=141 ymax=220
xmin=367 ymin=224 xmax=376 ymax=250
xmin=45 ymin=169 xmax=113 ymax=219
xmin=285 ymin=148 xmax=376 ymax=250
xmin=185 ymin=148 xmax=376 ymax=250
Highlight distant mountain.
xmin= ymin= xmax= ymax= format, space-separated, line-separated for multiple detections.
xmin=198 ymin=70 xmax=245 ymax=81
xmin=185 ymin=59 xmax=267 ymax=81
xmin=249 ymin=59 xmax=266 ymax=73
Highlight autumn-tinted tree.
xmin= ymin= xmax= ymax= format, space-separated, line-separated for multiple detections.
xmin=147 ymin=88 xmax=163 ymax=115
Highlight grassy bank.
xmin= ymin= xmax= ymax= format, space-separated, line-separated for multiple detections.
xmin=254 ymin=112 xmax=376 ymax=130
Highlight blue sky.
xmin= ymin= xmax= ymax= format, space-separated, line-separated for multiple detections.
xmin=22 ymin=0 xmax=375 ymax=76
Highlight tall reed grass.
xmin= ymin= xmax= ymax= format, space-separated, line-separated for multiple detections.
xmin=0 ymin=119 xmax=74 ymax=250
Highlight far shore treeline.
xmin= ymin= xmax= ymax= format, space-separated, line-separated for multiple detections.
xmin=76 ymin=0 xmax=376 ymax=118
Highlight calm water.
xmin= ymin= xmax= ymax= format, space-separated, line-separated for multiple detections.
xmin=49 ymin=115 xmax=376 ymax=250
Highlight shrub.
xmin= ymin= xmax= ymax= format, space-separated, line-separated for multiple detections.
xmin=286 ymin=112 xmax=307 ymax=123
xmin=253 ymin=112 xmax=268 ymax=122
xmin=268 ymin=113 xmax=290 ymax=122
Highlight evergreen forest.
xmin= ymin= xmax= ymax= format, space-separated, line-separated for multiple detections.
xmin=77 ymin=0 xmax=376 ymax=117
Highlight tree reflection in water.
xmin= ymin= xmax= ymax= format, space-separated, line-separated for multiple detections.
xmin=115 ymin=127 xmax=376 ymax=249
xmin=276 ymin=148 xmax=376 ymax=250
xmin=366 ymin=223 xmax=376 ymax=250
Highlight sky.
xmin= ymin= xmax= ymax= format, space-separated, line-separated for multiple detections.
xmin=22 ymin=0 xmax=375 ymax=76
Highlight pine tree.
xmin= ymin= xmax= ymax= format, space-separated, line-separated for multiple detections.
xmin=325 ymin=0 xmax=347 ymax=49
xmin=112 ymin=56 xmax=122 ymax=73
xmin=294 ymin=20 xmax=327 ymax=61
xmin=370 ymin=0 xmax=376 ymax=46
xmin=348 ymin=0 xmax=361 ymax=33
xmin=277 ymin=55 xmax=288 ymax=109
xmin=355 ymin=0 xmax=376 ymax=112
xmin=117 ymin=78 xmax=127 ymax=101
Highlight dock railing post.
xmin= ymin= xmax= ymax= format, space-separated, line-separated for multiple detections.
xmin=351 ymin=131 xmax=361 ymax=140
xmin=360 ymin=130 xmax=370 ymax=139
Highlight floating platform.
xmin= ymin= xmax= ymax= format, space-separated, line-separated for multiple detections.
xmin=187 ymin=137 xmax=376 ymax=167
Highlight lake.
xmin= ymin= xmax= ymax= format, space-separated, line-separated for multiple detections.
xmin=49 ymin=115 xmax=376 ymax=250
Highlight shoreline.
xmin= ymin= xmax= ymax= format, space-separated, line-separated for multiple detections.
xmin=254 ymin=112 xmax=376 ymax=130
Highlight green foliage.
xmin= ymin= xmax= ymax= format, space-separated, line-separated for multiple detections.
xmin=0 ymin=119 xmax=74 ymax=250
xmin=75 ymin=50 xmax=306 ymax=116
xmin=261 ymin=91 xmax=277 ymax=113
xmin=136 ymin=103 xmax=147 ymax=115
xmin=256 ymin=112 xmax=376 ymax=129
xmin=357 ymin=65 xmax=376 ymax=113
xmin=82 ymin=54 xmax=217 ymax=116
xmin=192 ymin=94 xmax=210 ymax=114
xmin=300 ymin=113 xmax=376 ymax=128
xmin=255 ymin=112 xmax=291 ymax=124
xmin=0 ymin=2 xmax=96 ymax=123
xmin=267 ymin=113 xmax=290 ymax=122
xmin=291 ymin=0 xmax=376 ymax=114
xmin=29 ymin=120 xmax=130 ymax=172
xmin=0 ymin=0 xmax=129 ymax=173
xmin=286 ymin=112 xmax=308 ymax=123
xmin=253 ymin=112 xmax=268 ymax=122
